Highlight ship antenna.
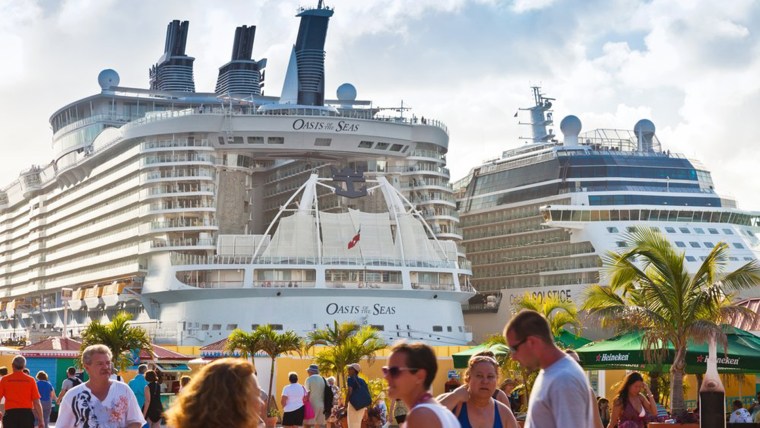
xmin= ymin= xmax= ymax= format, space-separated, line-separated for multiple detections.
xmin=317 ymin=0 xmax=324 ymax=8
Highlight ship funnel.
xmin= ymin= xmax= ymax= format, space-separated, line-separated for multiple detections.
xmin=215 ymin=25 xmax=267 ymax=96
xmin=280 ymin=3 xmax=334 ymax=106
xmin=560 ymin=115 xmax=582 ymax=146
xmin=149 ymin=20 xmax=196 ymax=92
xmin=634 ymin=119 xmax=656 ymax=152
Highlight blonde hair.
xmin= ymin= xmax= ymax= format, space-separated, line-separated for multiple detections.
xmin=165 ymin=358 xmax=261 ymax=428
xmin=464 ymin=355 xmax=499 ymax=384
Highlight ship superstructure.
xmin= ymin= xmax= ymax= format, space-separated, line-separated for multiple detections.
xmin=457 ymin=88 xmax=760 ymax=340
xmin=0 ymin=3 xmax=470 ymax=345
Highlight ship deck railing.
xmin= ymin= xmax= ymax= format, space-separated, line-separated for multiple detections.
xmin=121 ymin=107 xmax=448 ymax=135
xmin=558 ymin=185 xmax=717 ymax=195
xmin=169 ymin=252 xmax=463 ymax=269
xmin=177 ymin=280 xmax=465 ymax=291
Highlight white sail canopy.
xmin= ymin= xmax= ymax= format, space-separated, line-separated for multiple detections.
xmin=261 ymin=213 xmax=318 ymax=260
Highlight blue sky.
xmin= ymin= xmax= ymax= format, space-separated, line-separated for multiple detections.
xmin=1 ymin=0 xmax=759 ymax=210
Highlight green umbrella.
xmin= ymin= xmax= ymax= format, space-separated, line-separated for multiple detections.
xmin=555 ymin=328 xmax=592 ymax=350
xmin=576 ymin=325 xmax=760 ymax=374
xmin=451 ymin=343 xmax=510 ymax=369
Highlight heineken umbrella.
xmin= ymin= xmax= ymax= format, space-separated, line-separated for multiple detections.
xmin=452 ymin=343 xmax=510 ymax=369
xmin=576 ymin=325 xmax=760 ymax=374
xmin=555 ymin=328 xmax=592 ymax=350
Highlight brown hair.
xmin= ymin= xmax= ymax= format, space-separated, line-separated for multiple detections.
xmin=389 ymin=341 xmax=437 ymax=389
xmin=504 ymin=309 xmax=553 ymax=344
xmin=145 ymin=370 xmax=158 ymax=383
xmin=36 ymin=371 xmax=48 ymax=381
xmin=464 ymin=355 xmax=499 ymax=384
xmin=614 ymin=372 xmax=644 ymax=407
xmin=165 ymin=358 xmax=261 ymax=428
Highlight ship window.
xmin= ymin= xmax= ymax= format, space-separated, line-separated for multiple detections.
xmin=606 ymin=227 xmax=618 ymax=233
xmin=679 ymin=227 xmax=690 ymax=233
xmin=700 ymin=256 xmax=708 ymax=261
xmin=734 ymin=243 xmax=745 ymax=249
xmin=685 ymin=256 xmax=696 ymax=262
xmin=212 ymin=324 xmax=221 ymax=331
xmin=226 ymin=324 xmax=238 ymax=330
xmin=695 ymin=228 xmax=705 ymax=234
xmin=359 ymin=141 xmax=373 ymax=148
xmin=723 ymin=228 xmax=734 ymax=235
xmin=689 ymin=242 xmax=700 ymax=248
xmin=626 ymin=226 xmax=636 ymax=232
xmin=432 ymin=325 xmax=443 ymax=332
xmin=201 ymin=324 xmax=209 ymax=331
xmin=251 ymin=324 xmax=259 ymax=330
xmin=390 ymin=144 xmax=403 ymax=152
xmin=615 ymin=241 xmax=627 ymax=248
xmin=231 ymin=137 xmax=244 ymax=144
xmin=665 ymin=227 xmax=676 ymax=233
xmin=401 ymin=145 xmax=409 ymax=153
xmin=370 ymin=324 xmax=385 ymax=331
xmin=248 ymin=136 xmax=264 ymax=144
xmin=270 ymin=324 xmax=283 ymax=330
xmin=729 ymin=256 xmax=739 ymax=261
xmin=746 ymin=257 xmax=755 ymax=261
xmin=375 ymin=142 xmax=389 ymax=150
xmin=708 ymin=228 xmax=719 ymax=234
xmin=675 ymin=241 xmax=686 ymax=248
xmin=267 ymin=137 xmax=284 ymax=144
xmin=447 ymin=326 xmax=452 ymax=332
xmin=314 ymin=138 xmax=332 ymax=146
xmin=217 ymin=137 xmax=225 ymax=145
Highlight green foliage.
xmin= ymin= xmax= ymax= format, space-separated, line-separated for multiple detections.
xmin=78 ymin=311 xmax=152 ymax=371
xmin=306 ymin=321 xmax=385 ymax=387
xmin=226 ymin=324 xmax=303 ymax=414
xmin=514 ymin=292 xmax=581 ymax=337
xmin=582 ymin=227 xmax=760 ymax=417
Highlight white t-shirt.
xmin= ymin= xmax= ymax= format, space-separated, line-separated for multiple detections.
xmin=730 ymin=407 xmax=753 ymax=423
xmin=525 ymin=355 xmax=594 ymax=428
xmin=413 ymin=403 xmax=461 ymax=428
xmin=282 ymin=383 xmax=306 ymax=413
xmin=57 ymin=381 xmax=146 ymax=428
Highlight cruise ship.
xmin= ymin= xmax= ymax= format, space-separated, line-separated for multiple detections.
xmin=0 ymin=3 xmax=474 ymax=346
xmin=457 ymin=88 xmax=760 ymax=340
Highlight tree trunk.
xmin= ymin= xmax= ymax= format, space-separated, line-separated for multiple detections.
xmin=669 ymin=347 xmax=688 ymax=419
xmin=695 ymin=373 xmax=703 ymax=393
xmin=268 ymin=356 xmax=276 ymax=411
xmin=649 ymin=371 xmax=661 ymax=403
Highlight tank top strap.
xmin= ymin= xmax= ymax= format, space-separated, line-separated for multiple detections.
xmin=456 ymin=402 xmax=472 ymax=428
xmin=494 ymin=401 xmax=502 ymax=428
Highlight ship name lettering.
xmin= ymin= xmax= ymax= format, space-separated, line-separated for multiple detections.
xmin=373 ymin=304 xmax=396 ymax=315
xmin=337 ymin=120 xmax=359 ymax=132
xmin=326 ymin=303 xmax=360 ymax=315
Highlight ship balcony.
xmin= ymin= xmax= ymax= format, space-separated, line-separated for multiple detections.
xmin=408 ymin=149 xmax=446 ymax=162
xmin=146 ymin=219 xmax=218 ymax=233
xmin=325 ymin=282 xmax=403 ymax=290
xmin=148 ymin=238 xmax=216 ymax=251
xmin=402 ymin=182 xmax=453 ymax=193
xmin=19 ymin=167 xmax=43 ymax=199
xmin=399 ymin=166 xmax=451 ymax=178
xmin=143 ymin=189 xmax=215 ymax=200
xmin=140 ymin=142 xmax=214 ymax=154
xmin=436 ymin=231 xmax=463 ymax=240
xmin=141 ymin=173 xmax=215 ymax=185
xmin=0 ymin=191 xmax=8 ymax=211
xmin=409 ymin=196 xmax=456 ymax=208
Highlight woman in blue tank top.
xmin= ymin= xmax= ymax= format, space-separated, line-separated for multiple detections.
xmin=440 ymin=355 xmax=519 ymax=428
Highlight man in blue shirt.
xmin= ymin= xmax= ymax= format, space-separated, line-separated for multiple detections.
xmin=128 ymin=364 xmax=149 ymax=409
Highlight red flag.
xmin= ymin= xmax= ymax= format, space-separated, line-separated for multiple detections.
xmin=348 ymin=227 xmax=361 ymax=249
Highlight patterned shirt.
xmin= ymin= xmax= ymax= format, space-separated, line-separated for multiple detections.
xmin=57 ymin=381 xmax=145 ymax=428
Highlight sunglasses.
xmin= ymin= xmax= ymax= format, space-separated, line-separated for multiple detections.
xmin=509 ymin=337 xmax=529 ymax=353
xmin=381 ymin=366 xmax=419 ymax=378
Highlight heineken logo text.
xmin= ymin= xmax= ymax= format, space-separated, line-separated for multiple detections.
xmin=597 ymin=353 xmax=630 ymax=362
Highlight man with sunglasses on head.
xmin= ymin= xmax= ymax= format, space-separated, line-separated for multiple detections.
xmin=504 ymin=310 xmax=595 ymax=428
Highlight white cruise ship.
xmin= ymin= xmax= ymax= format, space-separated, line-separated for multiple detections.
xmin=457 ymin=88 xmax=760 ymax=340
xmin=0 ymin=3 xmax=474 ymax=346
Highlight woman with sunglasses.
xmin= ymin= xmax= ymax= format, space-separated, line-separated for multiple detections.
xmin=439 ymin=356 xmax=519 ymax=428
xmin=384 ymin=342 xmax=461 ymax=428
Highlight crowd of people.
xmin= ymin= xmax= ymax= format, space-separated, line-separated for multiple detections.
xmin=0 ymin=309 xmax=752 ymax=427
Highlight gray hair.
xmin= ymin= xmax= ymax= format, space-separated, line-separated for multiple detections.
xmin=327 ymin=376 xmax=336 ymax=384
xmin=11 ymin=355 xmax=26 ymax=371
xmin=82 ymin=344 xmax=113 ymax=365
xmin=138 ymin=364 xmax=148 ymax=374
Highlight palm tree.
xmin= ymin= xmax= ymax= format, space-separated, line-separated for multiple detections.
xmin=306 ymin=321 xmax=385 ymax=387
xmin=582 ymin=227 xmax=760 ymax=418
xmin=227 ymin=325 xmax=303 ymax=413
xmin=514 ymin=292 xmax=582 ymax=337
xmin=79 ymin=311 xmax=153 ymax=371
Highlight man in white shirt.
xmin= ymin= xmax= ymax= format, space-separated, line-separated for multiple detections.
xmin=730 ymin=399 xmax=753 ymax=423
xmin=505 ymin=310 xmax=595 ymax=428
xmin=57 ymin=345 xmax=145 ymax=428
